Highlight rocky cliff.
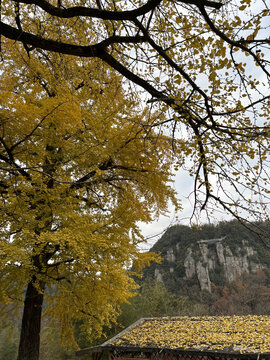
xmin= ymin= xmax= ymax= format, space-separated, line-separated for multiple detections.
xmin=144 ymin=221 xmax=270 ymax=293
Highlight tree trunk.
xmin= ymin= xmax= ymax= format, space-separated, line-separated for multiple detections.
xmin=17 ymin=279 xmax=45 ymax=360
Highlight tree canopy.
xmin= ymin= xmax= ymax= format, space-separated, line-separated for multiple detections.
xmin=0 ymin=39 xmax=178 ymax=359
xmin=0 ymin=0 xmax=269 ymax=226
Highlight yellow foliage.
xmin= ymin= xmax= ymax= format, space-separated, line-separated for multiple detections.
xmin=0 ymin=40 xmax=178 ymax=347
xmin=110 ymin=316 xmax=270 ymax=354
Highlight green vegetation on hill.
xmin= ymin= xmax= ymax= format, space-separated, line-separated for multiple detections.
xmin=144 ymin=220 xmax=270 ymax=294
xmin=151 ymin=221 xmax=270 ymax=255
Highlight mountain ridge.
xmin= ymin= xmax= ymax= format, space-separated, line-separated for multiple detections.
xmin=144 ymin=221 xmax=270 ymax=294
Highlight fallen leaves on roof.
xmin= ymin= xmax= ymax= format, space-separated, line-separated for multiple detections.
xmin=109 ymin=316 xmax=270 ymax=354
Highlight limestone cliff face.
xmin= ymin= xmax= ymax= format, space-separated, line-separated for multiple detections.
xmin=146 ymin=222 xmax=270 ymax=293
xmin=182 ymin=239 xmax=263 ymax=291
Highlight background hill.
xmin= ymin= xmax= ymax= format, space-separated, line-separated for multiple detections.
xmin=143 ymin=220 xmax=270 ymax=297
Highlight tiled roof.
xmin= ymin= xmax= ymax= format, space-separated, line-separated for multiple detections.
xmin=77 ymin=316 xmax=270 ymax=358
xmin=107 ymin=316 xmax=270 ymax=354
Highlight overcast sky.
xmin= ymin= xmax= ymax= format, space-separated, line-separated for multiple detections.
xmin=139 ymin=169 xmax=233 ymax=251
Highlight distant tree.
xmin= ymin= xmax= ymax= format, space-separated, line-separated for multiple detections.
xmin=0 ymin=40 xmax=178 ymax=360
xmin=39 ymin=320 xmax=77 ymax=360
xmin=211 ymin=270 xmax=270 ymax=315
xmin=116 ymin=279 xmax=195 ymax=328
xmin=0 ymin=328 xmax=18 ymax=360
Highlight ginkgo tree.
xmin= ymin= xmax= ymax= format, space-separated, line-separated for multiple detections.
xmin=0 ymin=0 xmax=269 ymax=228
xmin=0 ymin=0 xmax=270 ymax=358
xmin=0 ymin=39 xmax=178 ymax=360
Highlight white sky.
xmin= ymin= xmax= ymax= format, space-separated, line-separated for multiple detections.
xmin=139 ymin=168 xmax=233 ymax=251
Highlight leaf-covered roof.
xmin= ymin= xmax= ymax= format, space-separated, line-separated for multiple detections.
xmin=106 ymin=316 xmax=270 ymax=355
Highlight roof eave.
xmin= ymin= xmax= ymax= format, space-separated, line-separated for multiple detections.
xmin=76 ymin=344 xmax=270 ymax=359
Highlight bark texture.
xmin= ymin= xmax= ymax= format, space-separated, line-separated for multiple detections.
xmin=17 ymin=279 xmax=45 ymax=360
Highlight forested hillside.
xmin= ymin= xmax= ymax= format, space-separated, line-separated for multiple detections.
xmin=143 ymin=221 xmax=270 ymax=313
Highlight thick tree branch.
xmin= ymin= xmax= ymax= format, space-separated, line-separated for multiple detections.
xmin=12 ymin=0 xmax=162 ymax=20
xmin=0 ymin=21 xmax=144 ymax=55
xmin=179 ymin=0 xmax=222 ymax=9
xmin=11 ymin=0 xmax=221 ymax=21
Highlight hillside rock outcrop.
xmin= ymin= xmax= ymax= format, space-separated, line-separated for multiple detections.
xmin=144 ymin=222 xmax=270 ymax=293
